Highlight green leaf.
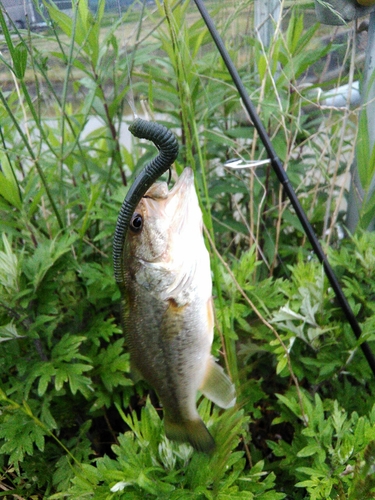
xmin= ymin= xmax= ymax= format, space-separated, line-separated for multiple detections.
xmin=276 ymin=392 xmax=303 ymax=419
xmin=51 ymin=334 xmax=88 ymax=362
xmin=286 ymin=13 xmax=304 ymax=56
xmin=276 ymin=355 xmax=288 ymax=375
xmin=13 ymin=42 xmax=28 ymax=79
xmin=0 ymin=7 xmax=15 ymax=62
xmin=295 ymin=480 xmax=317 ymax=488
xmin=66 ymin=364 xmax=93 ymax=395
xmin=359 ymin=190 xmax=375 ymax=230
xmin=257 ymin=54 xmax=267 ymax=81
xmin=23 ymin=234 xmax=77 ymax=290
xmin=356 ymin=108 xmax=374 ymax=192
xmin=297 ymin=443 xmax=322 ymax=458
xmin=0 ymin=153 xmax=22 ymax=209
xmin=0 ymin=233 xmax=20 ymax=293
xmin=45 ymin=1 xmax=73 ymax=38
xmin=0 ymin=322 xmax=23 ymax=342
xmin=0 ymin=404 xmax=47 ymax=467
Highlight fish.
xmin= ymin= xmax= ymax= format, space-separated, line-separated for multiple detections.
xmin=120 ymin=167 xmax=236 ymax=453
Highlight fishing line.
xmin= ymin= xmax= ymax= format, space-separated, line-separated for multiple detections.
xmin=193 ymin=0 xmax=375 ymax=377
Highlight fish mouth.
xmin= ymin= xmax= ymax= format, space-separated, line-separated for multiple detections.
xmin=168 ymin=167 xmax=197 ymax=209
xmin=142 ymin=167 xmax=197 ymax=221
xmin=169 ymin=167 xmax=195 ymax=195
xmin=165 ymin=168 xmax=200 ymax=232
xmin=137 ymin=167 xmax=201 ymax=264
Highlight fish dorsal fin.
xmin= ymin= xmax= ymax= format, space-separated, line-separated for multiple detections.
xmin=200 ymin=357 xmax=236 ymax=409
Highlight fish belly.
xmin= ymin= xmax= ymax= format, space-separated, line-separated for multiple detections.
xmin=122 ymin=281 xmax=215 ymax=452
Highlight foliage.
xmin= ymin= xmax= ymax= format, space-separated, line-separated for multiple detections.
xmin=0 ymin=0 xmax=374 ymax=498
xmin=354 ymin=107 xmax=375 ymax=230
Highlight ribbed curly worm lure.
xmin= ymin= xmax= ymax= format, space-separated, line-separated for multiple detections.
xmin=113 ymin=119 xmax=179 ymax=290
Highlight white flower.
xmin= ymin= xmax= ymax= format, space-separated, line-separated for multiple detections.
xmin=110 ymin=481 xmax=130 ymax=492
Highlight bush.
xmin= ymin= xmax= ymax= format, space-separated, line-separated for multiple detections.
xmin=0 ymin=0 xmax=374 ymax=498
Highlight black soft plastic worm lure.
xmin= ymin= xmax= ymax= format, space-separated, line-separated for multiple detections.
xmin=113 ymin=118 xmax=179 ymax=289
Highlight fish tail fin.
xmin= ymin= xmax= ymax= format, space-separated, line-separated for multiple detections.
xmin=164 ymin=416 xmax=215 ymax=454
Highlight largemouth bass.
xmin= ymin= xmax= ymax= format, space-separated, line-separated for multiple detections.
xmin=121 ymin=167 xmax=236 ymax=453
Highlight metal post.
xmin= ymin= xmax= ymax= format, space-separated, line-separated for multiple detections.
xmin=363 ymin=14 xmax=375 ymax=198
xmin=254 ymin=0 xmax=281 ymax=47
xmin=347 ymin=14 xmax=375 ymax=232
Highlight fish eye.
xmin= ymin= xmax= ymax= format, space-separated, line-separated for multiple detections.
xmin=130 ymin=213 xmax=143 ymax=233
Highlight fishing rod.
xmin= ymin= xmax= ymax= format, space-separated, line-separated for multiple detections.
xmin=193 ymin=0 xmax=375 ymax=377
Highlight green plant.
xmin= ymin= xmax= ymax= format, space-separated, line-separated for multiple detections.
xmin=57 ymin=399 xmax=275 ymax=499
xmin=0 ymin=0 xmax=374 ymax=497
xmin=348 ymin=104 xmax=375 ymax=231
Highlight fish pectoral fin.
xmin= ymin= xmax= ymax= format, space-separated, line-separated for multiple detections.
xmin=164 ymin=415 xmax=215 ymax=454
xmin=200 ymin=357 xmax=236 ymax=409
